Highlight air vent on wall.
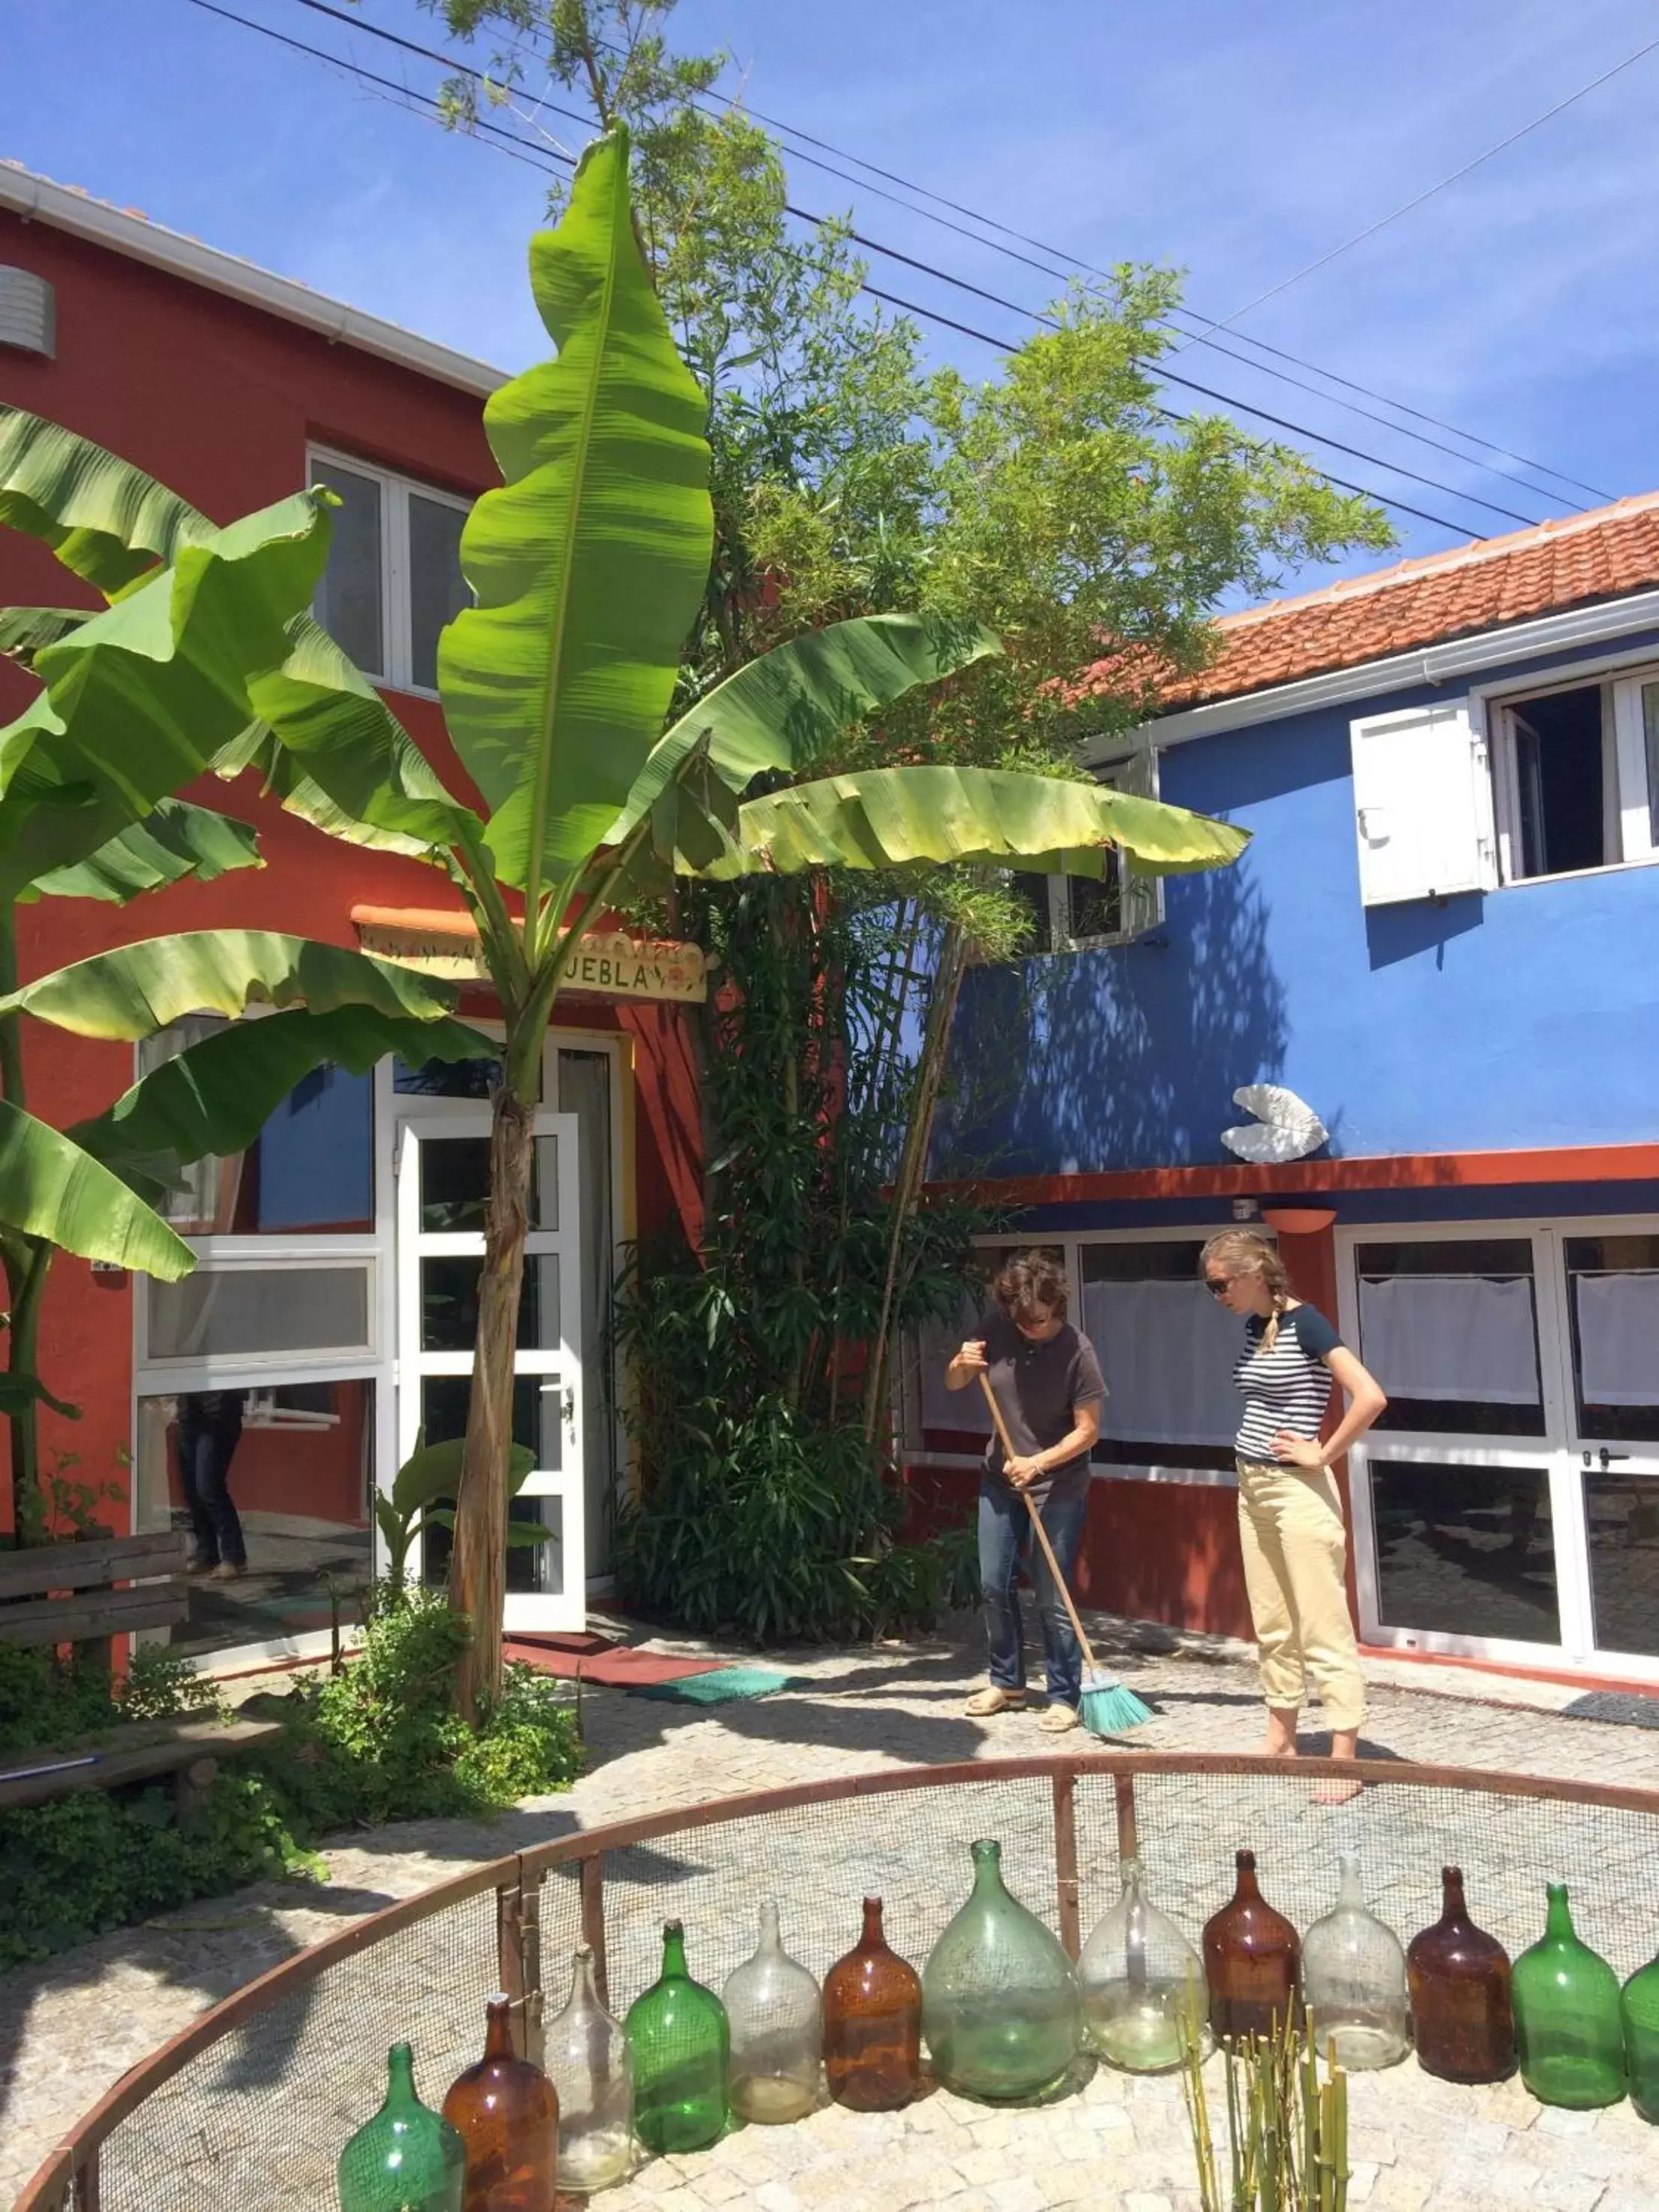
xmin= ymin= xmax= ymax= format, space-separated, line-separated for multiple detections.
xmin=0 ymin=268 xmax=56 ymax=358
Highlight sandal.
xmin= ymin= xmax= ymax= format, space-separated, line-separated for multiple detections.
xmin=965 ymin=1686 xmax=1027 ymax=1716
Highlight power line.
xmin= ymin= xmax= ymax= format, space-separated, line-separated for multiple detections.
xmin=186 ymin=0 xmax=1499 ymax=542
xmin=435 ymin=0 xmax=1611 ymax=507
xmin=1197 ymin=28 xmax=1659 ymax=340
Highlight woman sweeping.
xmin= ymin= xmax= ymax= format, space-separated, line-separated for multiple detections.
xmin=1200 ymin=1229 xmax=1386 ymax=1803
xmin=946 ymin=1252 xmax=1105 ymax=1733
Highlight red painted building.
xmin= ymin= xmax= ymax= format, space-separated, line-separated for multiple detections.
xmin=0 ymin=165 xmax=701 ymax=1664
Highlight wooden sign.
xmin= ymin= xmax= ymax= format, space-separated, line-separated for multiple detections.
xmin=354 ymin=908 xmax=706 ymax=1004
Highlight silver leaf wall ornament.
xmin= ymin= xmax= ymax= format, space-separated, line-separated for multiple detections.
xmin=1221 ymin=1083 xmax=1329 ymax=1165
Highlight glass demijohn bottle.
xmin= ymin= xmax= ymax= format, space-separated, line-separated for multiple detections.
xmin=1620 ymin=1943 xmax=1659 ymax=2123
xmin=338 ymin=2044 xmax=467 ymax=2212
xmin=722 ymin=1901 xmax=823 ymax=2123
xmin=544 ymin=1942 xmax=634 ymax=2192
xmin=1511 ymin=1883 xmax=1625 ymax=2109
xmin=1406 ymin=1866 xmax=1515 ymax=2084
xmin=624 ymin=1920 xmax=730 ymax=2153
xmin=441 ymin=1995 xmax=558 ymax=2212
xmin=921 ymin=1838 xmax=1080 ymax=2101
xmin=1301 ymin=1854 xmax=1410 ymax=2071
xmin=1201 ymin=1849 xmax=1301 ymax=2044
xmin=1077 ymin=1856 xmax=1210 ymax=2073
xmin=822 ymin=1896 xmax=923 ymax=2111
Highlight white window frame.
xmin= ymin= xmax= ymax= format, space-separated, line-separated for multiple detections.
xmin=307 ymin=443 xmax=472 ymax=698
xmin=1337 ymin=1210 xmax=1659 ymax=1681
xmin=1020 ymin=752 xmax=1166 ymax=954
xmin=899 ymin=1222 xmax=1247 ymax=1486
xmin=1476 ymin=660 xmax=1659 ymax=887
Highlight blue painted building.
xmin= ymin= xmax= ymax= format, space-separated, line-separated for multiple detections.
xmin=914 ymin=503 xmax=1659 ymax=1683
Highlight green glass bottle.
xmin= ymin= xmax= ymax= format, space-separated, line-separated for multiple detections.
xmin=625 ymin=1920 xmax=730 ymax=2153
xmin=1620 ymin=1947 xmax=1659 ymax=2123
xmin=921 ymin=1839 xmax=1080 ymax=2102
xmin=1511 ymin=1884 xmax=1625 ymax=2110
xmin=337 ymin=2044 xmax=466 ymax=2212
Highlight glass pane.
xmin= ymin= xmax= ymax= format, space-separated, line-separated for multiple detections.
xmin=1367 ymin=1457 xmax=1560 ymax=1645
xmin=1565 ymin=1235 xmax=1659 ymax=1444
xmin=138 ymin=1380 xmax=374 ymax=1660
xmin=147 ymin=1267 xmax=370 ymax=1361
xmin=1588 ymin=1473 xmax=1659 ymax=1656
xmin=560 ymin=1048 xmax=615 ymax=1573
xmin=395 ymin=1053 xmax=502 ymax=1098
xmin=417 ymin=1135 xmax=559 ymax=1233
xmin=253 ymin=1066 xmax=373 ymax=1231
xmin=419 ymin=1253 xmax=560 ymax=1352
xmin=308 ymin=459 xmax=383 ymax=675
xmin=1080 ymin=1240 xmax=1239 ymax=1471
xmin=1005 ymin=873 xmax=1052 ymax=956
xmin=417 ymin=1376 xmax=564 ymax=1589
xmin=407 ymin=492 xmax=470 ymax=691
xmin=1642 ymin=682 xmax=1659 ymax=848
xmin=1065 ymin=860 xmax=1121 ymax=944
xmin=1357 ymin=1238 xmax=1544 ymax=1436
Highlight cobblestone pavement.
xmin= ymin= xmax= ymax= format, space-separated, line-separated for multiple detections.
xmin=4 ymin=1614 xmax=1658 ymax=2210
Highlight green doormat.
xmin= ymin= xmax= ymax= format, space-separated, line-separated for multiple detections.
xmin=628 ymin=1666 xmax=802 ymax=1705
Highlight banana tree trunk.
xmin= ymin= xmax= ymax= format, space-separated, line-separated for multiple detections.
xmin=452 ymin=1083 xmax=534 ymax=1719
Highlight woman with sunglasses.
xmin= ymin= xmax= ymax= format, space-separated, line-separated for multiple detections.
xmin=1199 ymin=1229 xmax=1386 ymax=1802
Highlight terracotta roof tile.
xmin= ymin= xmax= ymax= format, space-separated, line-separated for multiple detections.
xmin=1079 ymin=493 xmax=1659 ymax=712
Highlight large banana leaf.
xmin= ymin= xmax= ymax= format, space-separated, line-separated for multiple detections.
xmin=71 ymin=1007 xmax=494 ymax=1184
xmin=0 ymin=492 xmax=334 ymax=899
xmin=603 ymin=613 xmax=1005 ymax=852
xmin=31 ymin=797 xmax=262 ymax=904
xmin=391 ymin=1435 xmax=536 ymax=1515
xmin=0 ymin=606 xmax=90 ymax=667
xmin=691 ymin=763 xmax=1250 ymax=878
xmin=2 ymin=930 xmax=461 ymax=1038
xmin=0 ymin=407 xmax=215 ymax=594
xmin=0 ymin=1099 xmax=195 ymax=1279
xmin=437 ymin=128 xmax=714 ymax=894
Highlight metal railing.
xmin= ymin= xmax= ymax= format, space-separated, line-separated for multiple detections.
xmin=19 ymin=1751 xmax=1659 ymax=2211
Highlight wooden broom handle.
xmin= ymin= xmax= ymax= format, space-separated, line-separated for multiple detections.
xmin=977 ymin=1369 xmax=1102 ymax=1677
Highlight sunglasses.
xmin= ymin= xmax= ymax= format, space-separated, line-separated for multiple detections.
xmin=1204 ymin=1276 xmax=1235 ymax=1298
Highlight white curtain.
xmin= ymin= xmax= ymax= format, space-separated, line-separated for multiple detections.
xmin=916 ymin=1301 xmax=992 ymax=1436
xmin=1081 ymin=1278 xmax=1240 ymax=1446
xmin=1576 ymin=1273 xmax=1659 ymax=1406
xmin=1359 ymin=1274 xmax=1539 ymax=1404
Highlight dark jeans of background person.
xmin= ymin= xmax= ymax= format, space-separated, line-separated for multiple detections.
xmin=978 ymin=1481 xmax=1088 ymax=1706
xmin=177 ymin=1392 xmax=246 ymax=1570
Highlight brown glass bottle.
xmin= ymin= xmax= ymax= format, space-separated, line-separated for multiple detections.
xmin=1201 ymin=1850 xmax=1301 ymax=2043
xmin=441 ymin=1994 xmax=559 ymax=2212
xmin=823 ymin=1896 xmax=923 ymax=2111
xmin=1407 ymin=1866 xmax=1516 ymax=2084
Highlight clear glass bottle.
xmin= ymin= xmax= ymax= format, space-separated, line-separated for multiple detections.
xmin=1511 ymin=1883 xmax=1625 ymax=2109
xmin=722 ymin=1900 xmax=823 ymax=2123
xmin=338 ymin=2044 xmax=467 ymax=2212
xmin=624 ymin=1920 xmax=730 ymax=2153
xmin=441 ymin=1994 xmax=558 ymax=2212
xmin=822 ymin=1896 xmax=923 ymax=2112
xmin=921 ymin=1838 xmax=1080 ymax=2102
xmin=1407 ymin=1866 xmax=1515 ymax=2085
xmin=1301 ymin=1853 xmax=1410 ymax=2071
xmin=543 ymin=1944 xmax=633 ymax=2194
xmin=1077 ymin=1856 xmax=1210 ymax=2074
xmin=1201 ymin=1849 xmax=1301 ymax=2044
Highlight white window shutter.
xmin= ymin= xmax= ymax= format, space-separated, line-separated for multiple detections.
xmin=1349 ymin=700 xmax=1496 ymax=906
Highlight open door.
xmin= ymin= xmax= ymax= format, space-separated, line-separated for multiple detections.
xmin=395 ymin=1108 xmax=586 ymax=1633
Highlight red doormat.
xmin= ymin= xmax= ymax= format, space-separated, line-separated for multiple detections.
xmin=504 ymin=1635 xmax=728 ymax=1688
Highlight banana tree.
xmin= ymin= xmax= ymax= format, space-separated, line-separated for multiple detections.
xmin=0 ymin=126 xmax=1245 ymax=1702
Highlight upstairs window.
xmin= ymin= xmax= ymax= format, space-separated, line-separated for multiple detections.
xmin=1349 ymin=668 xmax=1659 ymax=906
xmin=307 ymin=448 xmax=471 ymax=695
xmin=1001 ymin=750 xmax=1164 ymax=954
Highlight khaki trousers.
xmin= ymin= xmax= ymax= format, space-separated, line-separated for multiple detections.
xmin=1236 ymin=1459 xmax=1366 ymax=1733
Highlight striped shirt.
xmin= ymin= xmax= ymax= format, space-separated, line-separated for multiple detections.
xmin=1233 ymin=1304 xmax=1340 ymax=1460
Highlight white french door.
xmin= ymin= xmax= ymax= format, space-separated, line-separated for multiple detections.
xmin=395 ymin=1107 xmax=586 ymax=1633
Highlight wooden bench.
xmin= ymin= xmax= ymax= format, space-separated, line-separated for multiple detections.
xmin=0 ymin=1531 xmax=284 ymax=1821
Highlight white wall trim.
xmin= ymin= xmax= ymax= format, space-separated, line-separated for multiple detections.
xmin=0 ymin=162 xmax=506 ymax=399
xmin=1097 ymin=588 xmax=1659 ymax=757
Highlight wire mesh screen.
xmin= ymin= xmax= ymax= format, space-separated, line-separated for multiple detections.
xmin=94 ymin=1884 xmax=503 ymax=2212
xmin=1074 ymin=1769 xmax=1659 ymax=1983
xmin=593 ymin=1775 xmax=1060 ymax=2017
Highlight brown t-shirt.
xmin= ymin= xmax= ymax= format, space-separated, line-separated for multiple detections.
xmin=980 ymin=1314 xmax=1107 ymax=1505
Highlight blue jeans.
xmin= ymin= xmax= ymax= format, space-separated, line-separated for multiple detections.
xmin=177 ymin=1399 xmax=246 ymax=1570
xmin=978 ymin=1481 xmax=1087 ymax=1706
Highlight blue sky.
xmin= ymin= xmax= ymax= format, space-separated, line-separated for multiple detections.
xmin=8 ymin=0 xmax=1659 ymax=597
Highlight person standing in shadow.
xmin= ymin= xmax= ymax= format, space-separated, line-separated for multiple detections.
xmin=177 ymin=1389 xmax=249 ymax=1581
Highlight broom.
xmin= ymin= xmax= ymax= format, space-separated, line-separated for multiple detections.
xmin=978 ymin=1370 xmax=1153 ymax=1736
